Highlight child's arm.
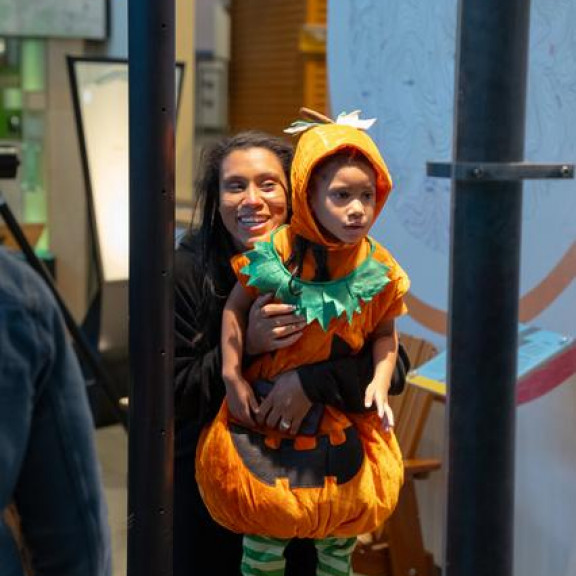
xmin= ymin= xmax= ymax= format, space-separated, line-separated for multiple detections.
xmin=364 ymin=318 xmax=398 ymax=431
xmin=221 ymin=281 xmax=259 ymax=427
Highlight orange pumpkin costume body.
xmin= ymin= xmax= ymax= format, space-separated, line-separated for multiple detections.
xmin=196 ymin=123 xmax=409 ymax=539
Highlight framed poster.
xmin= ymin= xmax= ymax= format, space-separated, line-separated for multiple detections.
xmin=68 ymin=56 xmax=184 ymax=283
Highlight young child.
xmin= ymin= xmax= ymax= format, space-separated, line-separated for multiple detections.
xmin=196 ymin=110 xmax=410 ymax=576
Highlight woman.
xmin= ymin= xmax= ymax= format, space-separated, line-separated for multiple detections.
xmin=174 ymin=131 xmax=408 ymax=576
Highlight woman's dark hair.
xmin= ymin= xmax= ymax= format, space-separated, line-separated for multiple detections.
xmin=182 ymin=131 xmax=293 ymax=300
xmin=285 ymin=236 xmax=330 ymax=295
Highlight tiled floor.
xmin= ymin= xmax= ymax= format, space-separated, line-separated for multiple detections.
xmin=94 ymin=423 xmax=378 ymax=576
xmin=95 ymin=424 xmax=128 ymax=576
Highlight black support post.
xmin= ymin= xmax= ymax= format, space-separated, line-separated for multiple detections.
xmin=444 ymin=2 xmax=531 ymax=576
xmin=127 ymin=0 xmax=175 ymax=574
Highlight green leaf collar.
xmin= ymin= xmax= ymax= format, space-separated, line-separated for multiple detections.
xmin=240 ymin=228 xmax=391 ymax=331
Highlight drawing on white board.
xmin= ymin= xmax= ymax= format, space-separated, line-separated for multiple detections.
xmin=328 ymin=0 xmax=576 ymax=341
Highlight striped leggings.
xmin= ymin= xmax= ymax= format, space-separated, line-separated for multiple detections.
xmin=241 ymin=534 xmax=357 ymax=576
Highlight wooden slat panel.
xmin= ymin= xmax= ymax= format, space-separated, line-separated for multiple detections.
xmin=307 ymin=0 xmax=327 ymax=25
xmin=303 ymin=57 xmax=327 ymax=115
xmin=230 ymin=0 xmax=307 ymax=135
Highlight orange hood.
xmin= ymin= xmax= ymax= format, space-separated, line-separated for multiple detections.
xmin=290 ymin=123 xmax=393 ymax=248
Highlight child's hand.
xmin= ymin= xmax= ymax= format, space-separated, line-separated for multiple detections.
xmin=364 ymin=380 xmax=395 ymax=432
xmin=225 ymin=377 xmax=259 ymax=427
xmin=380 ymin=403 xmax=395 ymax=433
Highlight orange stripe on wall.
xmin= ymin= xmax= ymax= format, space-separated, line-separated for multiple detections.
xmin=407 ymin=241 xmax=576 ymax=335
xmin=519 ymin=241 xmax=576 ymax=322
xmin=405 ymin=293 xmax=447 ymax=335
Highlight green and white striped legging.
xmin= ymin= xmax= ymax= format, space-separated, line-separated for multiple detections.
xmin=241 ymin=534 xmax=357 ymax=576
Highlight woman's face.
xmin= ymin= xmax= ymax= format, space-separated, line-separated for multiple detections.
xmin=219 ymin=147 xmax=289 ymax=249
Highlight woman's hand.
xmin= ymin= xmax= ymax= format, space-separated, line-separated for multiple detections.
xmin=255 ymin=370 xmax=313 ymax=435
xmin=224 ymin=376 xmax=259 ymax=428
xmin=245 ymin=293 xmax=306 ymax=355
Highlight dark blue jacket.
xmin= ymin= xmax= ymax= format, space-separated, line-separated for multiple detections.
xmin=0 ymin=247 xmax=111 ymax=576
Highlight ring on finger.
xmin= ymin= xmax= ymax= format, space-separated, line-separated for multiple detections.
xmin=279 ymin=419 xmax=291 ymax=431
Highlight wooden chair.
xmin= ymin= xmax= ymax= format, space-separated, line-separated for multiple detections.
xmin=353 ymin=333 xmax=441 ymax=576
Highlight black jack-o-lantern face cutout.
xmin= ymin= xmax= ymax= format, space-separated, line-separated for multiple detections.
xmin=230 ymin=424 xmax=364 ymax=488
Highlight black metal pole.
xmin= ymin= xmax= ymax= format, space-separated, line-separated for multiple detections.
xmin=444 ymin=2 xmax=531 ymax=576
xmin=0 ymin=191 xmax=128 ymax=429
xmin=127 ymin=0 xmax=175 ymax=574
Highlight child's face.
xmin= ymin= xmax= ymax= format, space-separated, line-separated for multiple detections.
xmin=309 ymin=158 xmax=377 ymax=244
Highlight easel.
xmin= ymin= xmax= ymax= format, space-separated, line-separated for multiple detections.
xmin=0 ymin=149 xmax=127 ymax=429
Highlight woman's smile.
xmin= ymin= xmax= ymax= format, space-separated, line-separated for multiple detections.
xmin=219 ymin=147 xmax=289 ymax=249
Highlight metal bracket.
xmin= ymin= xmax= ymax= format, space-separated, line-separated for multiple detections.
xmin=427 ymin=161 xmax=574 ymax=181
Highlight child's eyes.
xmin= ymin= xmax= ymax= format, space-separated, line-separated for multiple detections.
xmin=329 ymin=189 xmax=374 ymax=201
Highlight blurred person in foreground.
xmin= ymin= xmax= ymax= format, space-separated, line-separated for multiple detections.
xmin=0 ymin=246 xmax=112 ymax=576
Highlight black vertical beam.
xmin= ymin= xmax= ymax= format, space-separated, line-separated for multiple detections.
xmin=445 ymin=2 xmax=531 ymax=576
xmin=127 ymin=0 xmax=175 ymax=575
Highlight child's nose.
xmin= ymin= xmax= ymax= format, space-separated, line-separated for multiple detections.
xmin=348 ymin=198 xmax=365 ymax=215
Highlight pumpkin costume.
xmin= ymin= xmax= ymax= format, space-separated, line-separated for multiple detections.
xmin=196 ymin=118 xmax=409 ymax=545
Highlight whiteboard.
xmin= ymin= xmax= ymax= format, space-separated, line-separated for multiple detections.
xmin=68 ymin=57 xmax=184 ymax=283
xmin=327 ymin=4 xmax=576 ymax=575
xmin=328 ymin=0 xmax=576 ymax=348
xmin=0 ymin=0 xmax=107 ymax=40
